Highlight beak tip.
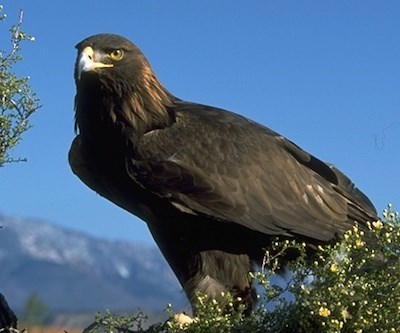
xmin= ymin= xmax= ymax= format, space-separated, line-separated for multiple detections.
xmin=76 ymin=47 xmax=114 ymax=80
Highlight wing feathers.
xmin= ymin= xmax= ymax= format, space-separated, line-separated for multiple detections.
xmin=126 ymin=157 xmax=248 ymax=220
xmin=125 ymin=104 xmax=376 ymax=241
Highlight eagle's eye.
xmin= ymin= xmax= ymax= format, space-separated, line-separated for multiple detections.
xmin=108 ymin=49 xmax=124 ymax=61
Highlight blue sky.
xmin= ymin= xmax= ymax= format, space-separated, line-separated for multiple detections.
xmin=1 ymin=1 xmax=399 ymax=246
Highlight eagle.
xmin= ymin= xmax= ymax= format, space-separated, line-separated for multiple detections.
xmin=69 ymin=33 xmax=378 ymax=313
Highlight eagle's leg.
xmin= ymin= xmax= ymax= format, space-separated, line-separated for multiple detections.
xmin=184 ymin=250 xmax=256 ymax=315
xmin=147 ymin=221 xmax=255 ymax=315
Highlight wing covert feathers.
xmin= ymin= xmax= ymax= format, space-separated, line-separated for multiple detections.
xmin=125 ymin=104 xmax=377 ymax=241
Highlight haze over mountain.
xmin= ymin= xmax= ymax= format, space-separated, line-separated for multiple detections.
xmin=0 ymin=214 xmax=186 ymax=314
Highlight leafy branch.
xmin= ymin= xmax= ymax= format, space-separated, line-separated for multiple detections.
xmin=0 ymin=5 xmax=39 ymax=166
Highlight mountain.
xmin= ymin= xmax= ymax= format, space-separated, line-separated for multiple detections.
xmin=0 ymin=214 xmax=186 ymax=314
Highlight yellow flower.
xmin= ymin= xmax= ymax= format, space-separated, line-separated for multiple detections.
xmin=319 ymin=307 xmax=331 ymax=317
xmin=372 ymin=220 xmax=383 ymax=230
xmin=330 ymin=263 xmax=339 ymax=273
xmin=341 ymin=309 xmax=350 ymax=321
xmin=355 ymin=239 xmax=365 ymax=248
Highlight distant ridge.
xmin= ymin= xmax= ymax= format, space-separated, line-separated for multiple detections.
xmin=0 ymin=214 xmax=186 ymax=313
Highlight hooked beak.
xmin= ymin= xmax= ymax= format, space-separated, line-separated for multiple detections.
xmin=77 ymin=46 xmax=113 ymax=80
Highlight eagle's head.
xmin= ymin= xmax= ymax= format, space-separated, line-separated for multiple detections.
xmin=75 ymin=34 xmax=146 ymax=88
xmin=74 ymin=34 xmax=175 ymax=140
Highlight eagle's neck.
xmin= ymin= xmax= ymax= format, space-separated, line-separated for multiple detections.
xmin=75 ymin=65 xmax=176 ymax=149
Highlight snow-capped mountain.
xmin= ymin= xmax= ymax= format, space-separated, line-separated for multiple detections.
xmin=0 ymin=214 xmax=186 ymax=313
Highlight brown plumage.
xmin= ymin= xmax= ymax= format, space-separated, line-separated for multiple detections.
xmin=69 ymin=33 xmax=378 ymax=313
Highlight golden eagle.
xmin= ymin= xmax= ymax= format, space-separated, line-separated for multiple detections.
xmin=69 ymin=34 xmax=377 ymax=312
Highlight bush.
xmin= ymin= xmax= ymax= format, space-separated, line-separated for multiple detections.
xmin=0 ymin=4 xmax=39 ymax=166
xmin=248 ymin=204 xmax=400 ymax=333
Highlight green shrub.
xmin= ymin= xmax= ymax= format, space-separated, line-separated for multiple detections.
xmin=247 ymin=204 xmax=400 ymax=333
xmin=0 ymin=5 xmax=39 ymax=166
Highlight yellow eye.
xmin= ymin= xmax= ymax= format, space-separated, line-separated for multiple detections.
xmin=108 ymin=49 xmax=124 ymax=61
